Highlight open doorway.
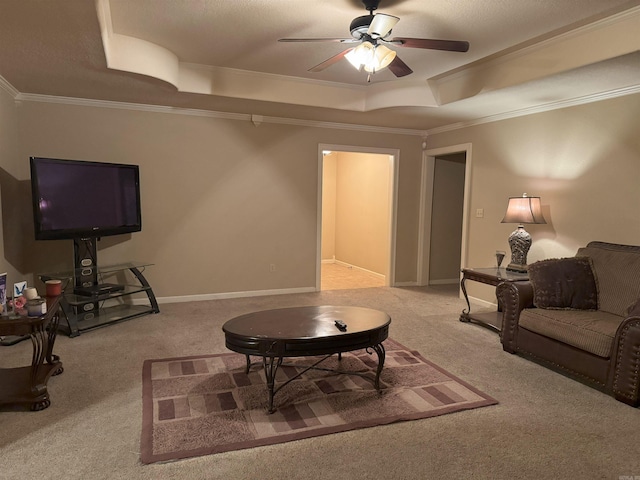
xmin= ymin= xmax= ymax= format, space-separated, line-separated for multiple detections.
xmin=317 ymin=145 xmax=399 ymax=291
xmin=418 ymin=144 xmax=473 ymax=286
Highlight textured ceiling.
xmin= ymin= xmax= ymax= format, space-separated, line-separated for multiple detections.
xmin=1 ymin=0 xmax=639 ymax=132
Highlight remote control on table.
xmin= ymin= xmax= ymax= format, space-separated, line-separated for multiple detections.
xmin=335 ymin=320 xmax=347 ymax=331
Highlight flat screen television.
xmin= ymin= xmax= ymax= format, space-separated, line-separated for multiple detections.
xmin=30 ymin=157 xmax=142 ymax=241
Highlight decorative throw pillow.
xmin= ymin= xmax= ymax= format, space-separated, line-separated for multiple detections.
xmin=528 ymin=257 xmax=598 ymax=310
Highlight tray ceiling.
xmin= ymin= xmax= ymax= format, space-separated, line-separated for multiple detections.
xmin=1 ymin=0 xmax=639 ymax=132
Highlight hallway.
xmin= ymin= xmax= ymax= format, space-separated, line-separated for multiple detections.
xmin=320 ymin=263 xmax=385 ymax=291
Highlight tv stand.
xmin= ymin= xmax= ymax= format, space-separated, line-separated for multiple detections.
xmin=40 ymin=261 xmax=159 ymax=337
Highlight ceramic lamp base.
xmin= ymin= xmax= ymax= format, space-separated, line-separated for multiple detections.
xmin=506 ymin=225 xmax=531 ymax=272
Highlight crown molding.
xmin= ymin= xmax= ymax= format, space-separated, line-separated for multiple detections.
xmin=14 ymin=92 xmax=427 ymax=137
xmin=428 ymin=6 xmax=640 ymax=106
xmin=425 ymin=84 xmax=640 ymax=135
xmin=6 ymin=75 xmax=638 ymax=138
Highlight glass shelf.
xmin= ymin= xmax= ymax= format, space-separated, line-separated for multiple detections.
xmin=63 ymin=284 xmax=152 ymax=306
xmin=39 ymin=262 xmax=159 ymax=337
xmin=40 ymin=261 xmax=153 ymax=282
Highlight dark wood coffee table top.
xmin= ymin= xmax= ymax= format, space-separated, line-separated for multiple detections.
xmin=223 ymin=305 xmax=391 ymax=358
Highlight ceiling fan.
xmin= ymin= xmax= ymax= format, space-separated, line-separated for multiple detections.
xmin=278 ymin=0 xmax=469 ymax=80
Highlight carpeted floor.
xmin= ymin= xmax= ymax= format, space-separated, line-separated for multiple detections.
xmin=140 ymin=339 xmax=497 ymax=464
xmin=1 ymin=285 xmax=639 ymax=479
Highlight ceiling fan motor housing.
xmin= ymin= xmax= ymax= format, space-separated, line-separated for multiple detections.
xmin=362 ymin=0 xmax=380 ymax=12
xmin=350 ymin=15 xmax=375 ymax=38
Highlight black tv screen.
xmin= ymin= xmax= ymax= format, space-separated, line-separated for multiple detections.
xmin=30 ymin=157 xmax=142 ymax=240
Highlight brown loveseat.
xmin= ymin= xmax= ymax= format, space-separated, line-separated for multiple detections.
xmin=496 ymin=241 xmax=640 ymax=407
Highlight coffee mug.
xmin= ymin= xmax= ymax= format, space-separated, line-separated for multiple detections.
xmin=45 ymin=279 xmax=63 ymax=297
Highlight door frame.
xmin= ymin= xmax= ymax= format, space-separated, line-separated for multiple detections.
xmin=316 ymin=144 xmax=400 ymax=291
xmin=417 ymin=143 xmax=473 ymax=286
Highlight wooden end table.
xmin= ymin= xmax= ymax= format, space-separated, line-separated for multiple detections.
xmin=223 ymin=305 xmax=391 ymax=413
xmin=459 ymin=267 xmax=529 ymax=332
xmin=0 ymin=296 xmax=63 ymax=411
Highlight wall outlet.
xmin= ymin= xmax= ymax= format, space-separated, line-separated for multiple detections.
xmin=476 ymin=208 xmax=484 ymax=218
xmin=269 ymin=264 xmax=276 ymax=272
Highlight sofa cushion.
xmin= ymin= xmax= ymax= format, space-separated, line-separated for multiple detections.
xmin=577 ymin=244 xmax=640 ymax=317
xmin=519 ymin=308 xmax=621 ymax=358
xmin=528 ymin=257 xmax=598 ymax=310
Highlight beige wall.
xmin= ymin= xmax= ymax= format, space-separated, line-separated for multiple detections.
xmin=427 ymin=93 xmax=640 ymax=303
xmin=0 ymin=86 xmax=28 ymax=287
xmin=333 ymin=151 xmax=390 ymax=276
xmin=0 ymin=99 xmax=423 ymax=298
xmin=2 ymin=89 xmax=638 ymax=303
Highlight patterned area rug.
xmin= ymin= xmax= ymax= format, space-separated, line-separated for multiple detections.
xmin=140 ymin=339 xmax=497 ymax=464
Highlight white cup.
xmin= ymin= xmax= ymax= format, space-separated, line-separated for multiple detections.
xmin=24 ymin=287 xmax=39 ymax=300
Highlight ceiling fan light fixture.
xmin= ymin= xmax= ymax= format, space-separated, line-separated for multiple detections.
xmin=368 ymin=44 xmax=396 ymax=72
xmin=346 ymin=42 xmax=396 ymax=74
xmin=281 ymin=1 xmax=469 ymax=79
xmin=345 ymin=41 xmax=375 ymax=70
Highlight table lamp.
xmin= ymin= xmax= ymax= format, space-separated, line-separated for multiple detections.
xmin=501 ymin=193 xmax=546 ymax=272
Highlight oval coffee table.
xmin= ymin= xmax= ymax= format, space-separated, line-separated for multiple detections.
xmin=222 ymin=305 xmax=391 ymax=413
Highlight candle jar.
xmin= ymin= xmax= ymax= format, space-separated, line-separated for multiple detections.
xmin=27 ymin=298 xmax=47 ymax=317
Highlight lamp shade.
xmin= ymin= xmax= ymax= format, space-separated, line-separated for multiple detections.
xmin=345 ymin=42 xmax=374 ymax=70
xmin=501 ymin=194 xmax=546 ymax=225
xmin=364 ymin=45 xmax=396 ymax=73
xmin=367 ymin=13 xmax=399 ymax=38
xmin=346 ymin=42 xmax=396 ymax=73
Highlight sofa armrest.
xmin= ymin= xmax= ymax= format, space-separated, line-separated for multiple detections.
xmin=496 ymin=281 xmax=534 ymax=353
xmin=610 ymin=300 xmax=640 ymax=407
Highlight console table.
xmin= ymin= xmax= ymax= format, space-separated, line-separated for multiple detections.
xmin=0 ymin=296 xmax=63 ymax=411
xmin=460 ymin=267 xmax=529 ymax=331
xmin=40 ymin=262 xmax=159 ymax=337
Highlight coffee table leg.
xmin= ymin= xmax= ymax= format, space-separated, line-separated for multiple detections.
xmin=263 ymin=356 xmax=282 ymax=414
xmin=369 ymin=343 xmax=386 ymax=391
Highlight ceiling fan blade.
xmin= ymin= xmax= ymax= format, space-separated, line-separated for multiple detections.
xmin=309 ymin=49 xmax=353 ymax=72
xmin=387 ymin=56 xmax=413 ymax=77
xmin=389 ymin=37 xmax=469 ymax=52
xmin=279 ymin=38 xmax=358 ymax=44
xmin=367 ymin=13 xmax=399 ymax=38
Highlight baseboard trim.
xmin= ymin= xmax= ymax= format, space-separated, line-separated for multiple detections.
xmin=333 ymin=260 xmax=385 ymax=280
xmin=151 ymin=286 xmax=317 ymax=305
xmin=135 ymin=282 xmax=480 ymax=305
xmin=429 ymin=278 xmax=459 ymax=285
xmin=467 ymin=296 xmax=497 ymax=309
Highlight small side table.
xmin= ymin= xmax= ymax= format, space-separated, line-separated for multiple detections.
xmin=459 ymin=267 xmax=529 ymax=332
xmin=0 ymin=297 xmax=63 ymax=411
